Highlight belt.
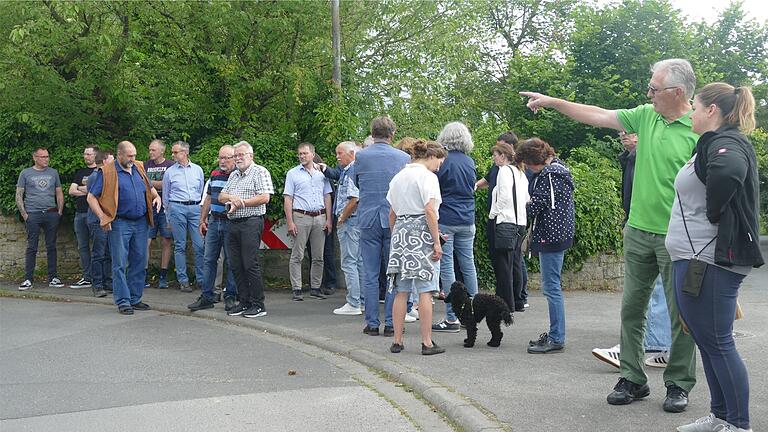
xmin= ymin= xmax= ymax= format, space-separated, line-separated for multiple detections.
xmin=212 ymin=213 xmax=228 ymax=220
xmin=230 ymin=215 xmax=262 ymax=223
xmin=170 ymin=200 xmax=199 ymax=205
xmin=46 ymin=208 xmax=59 ymax=213
xmin=293 ymin=209 xmax=325 ymax=217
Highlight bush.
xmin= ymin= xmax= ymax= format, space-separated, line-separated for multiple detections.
xmin=751 ymin=129 xmax=768 ymax=234
xmin=563 ymin=147 xmax=624 ymax=271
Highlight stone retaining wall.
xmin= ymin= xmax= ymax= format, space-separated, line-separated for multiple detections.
xmin=0 ymin=215 xmax=625 ymax=291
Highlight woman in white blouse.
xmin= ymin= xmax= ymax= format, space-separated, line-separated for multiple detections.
xmin=386 ymin=140 xmax=448 ymax=356
xmin=488 ymin=142 xmax=529 ymax=312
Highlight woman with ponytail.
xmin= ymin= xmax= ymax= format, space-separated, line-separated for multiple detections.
xmin=668 ymin=83 xmax=763 ymax=432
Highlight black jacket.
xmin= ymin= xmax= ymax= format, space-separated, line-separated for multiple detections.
xmin=693 ymin=125 xmax=763 ymax=268
xmin=617 ymin=149 xmax=636 ymax=223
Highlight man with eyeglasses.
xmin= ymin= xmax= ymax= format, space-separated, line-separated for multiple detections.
xmin=16 ymin=147 xmax=65 ymax=290
xmin=219 ymin=141 xmax=274 ymax=319
xmin=520 ymin=58 xmax=699 ymax=414
xmin=163 ymin=141 xmax=205 ymax=293
xmin=188 ymin=145 xmax=237 ymax=312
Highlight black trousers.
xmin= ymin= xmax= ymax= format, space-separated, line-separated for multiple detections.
xmin=25 ymin=211 xmax=60 ymax=281
xmin=227 ymin=216 xmax=266 ymax=308
xmin=487 ymin=219 xmax=525 ymax=311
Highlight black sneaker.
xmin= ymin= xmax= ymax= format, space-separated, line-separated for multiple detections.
xmin=188 ymin=296 xmax=215 ymax=311
xmin=227 ymin=303 xmax=249 ymax=316
xmin=292 ymin=290 xmax=304 ymax=301
xmin=321 ymin=286 xmax=336 ymax=296
xmin=179 ymin=282 xmax=193 ymax=293
xmin=224 ymin=297 xmax=236 ymax=312
xmin=243 ymin=305 xmax=267 ymax=318
xmin=93 ymin=287 xmax=108 ymax=298
xmin=421 ymin=341 xmax=445 ymax=356
xmin=527 ymin=338 xmax=564 ymax=354
xmin=663 ymin=384 xmax=688 ymax=413
xmin=606 ymin=377 xmax=650 ymax=405
xmin=118 ymin=305 xmax=134 ymax=315
xmin=363 ymin=325 xmax=379 ymax=336
xmin=383 ymin=326 xmax=394 ymax=337
xmin=131 ymin=302 xmax=151 ymax=311
xmin=390 ymin=343 xmax=404 ymax=353
xmin=69 ymin=278 xmax=92 ymax=289
xmin=18 ymin=279 xmax=32 ymax=291
xmin=529 ymin=332 xmax=548 ymax=347
xmin=432 ymin=319 xmax=460 ymax=333
xmin=49 ymin=277 xmax=65 ymax=288
xmin=309 ymin=289 xmax=326 ymax=299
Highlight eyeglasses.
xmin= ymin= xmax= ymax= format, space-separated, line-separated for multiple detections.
xmin=647 ymin=84 xmax=679 ymax=95
xmin=218 ymin=156 xmax=234 ymax=160
xmin=233 ymin=152 xmax=252 ymax=159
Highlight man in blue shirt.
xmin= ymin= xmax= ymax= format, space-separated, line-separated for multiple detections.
xmin=283 ymin=143 xmax=333 ymax=301
xmin=87 ymin=141 xmax=161 ymax=315
xmin=162 ymin=141 xmax=205 ymax=292
xmin=355 ymin=117 xmax=410 ymax=336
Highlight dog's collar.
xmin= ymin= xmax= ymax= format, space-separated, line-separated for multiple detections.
xmin=457 ymin=297 xmax=473 ymax=317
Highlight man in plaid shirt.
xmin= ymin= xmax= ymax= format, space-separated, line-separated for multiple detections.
xmin=219 ymin=141 xmax=274 ymax=319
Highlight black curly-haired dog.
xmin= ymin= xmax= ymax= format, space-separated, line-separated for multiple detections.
xmin=445 ymin=281 xmax=513 ymax=348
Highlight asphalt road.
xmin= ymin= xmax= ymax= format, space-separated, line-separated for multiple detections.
xmin=0 ymin=299 xmax=453 ymax=432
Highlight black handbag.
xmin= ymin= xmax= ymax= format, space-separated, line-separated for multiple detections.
xmin=493 ymin=166 xmax=523 ymax=250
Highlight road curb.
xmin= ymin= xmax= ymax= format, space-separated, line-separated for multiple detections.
xmin=1 ymin=290 xmax=508 ymax=432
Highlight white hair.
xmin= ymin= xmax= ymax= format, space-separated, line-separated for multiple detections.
xmin=233 ymin=141 xmax=253 ymax=154
xmin=651 ymin=58 xmax=696 ymax=99
xmin=336 ymin=141 xmax=357 ymax=154
xmin=437 ymin=122 xmax=473 ymax=154
xmin=362 ymin=136 xmax=375 ymax=148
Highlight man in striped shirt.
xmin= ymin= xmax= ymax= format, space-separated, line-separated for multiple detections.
xmin=188 ymin=145 xmax=236 ymax=312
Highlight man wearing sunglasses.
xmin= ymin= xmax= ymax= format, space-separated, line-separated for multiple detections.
xmin=520 ymin=59 xmax=699 ymax=414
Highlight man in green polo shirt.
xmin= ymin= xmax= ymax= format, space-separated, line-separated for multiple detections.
xmin=520 ymin=58 xmax=698 ymax=414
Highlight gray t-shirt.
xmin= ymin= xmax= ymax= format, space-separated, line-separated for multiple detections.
xmin=666 ymin=155 xmax=751 ymax=275
xmin=16 ymin=167 xmax=61 ymax=213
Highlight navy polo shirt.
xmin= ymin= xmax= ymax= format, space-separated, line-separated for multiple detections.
xmin=436 ymin=150 xmax=476 ymax=226
xmin=90 ymin=161 xmax=148 ymax=220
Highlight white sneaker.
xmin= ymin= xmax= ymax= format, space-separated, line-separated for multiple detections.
xmin=677 ymin=413 xmax=726 ymax=432
xmin=18 ymin=280 xmax=32 ymax=291
xmin=69 ymin=277 xmax=92 ymax=289
xmin=333 ymin=303 xmax=362 ymax=316
xmin=591 ymin=344 xmax=620 ymax=369
xmin=645 ymin=351 xmax=669 ymax=368
xmin=524 ymin=303 xmax=530 ymax=308
xmin=407 ymin=309 xmax=419 ymax=321
xmin=404 ymin=312 xmax=417 ymax=323
xmin=49 ymin=277 xmax=64 ymax=288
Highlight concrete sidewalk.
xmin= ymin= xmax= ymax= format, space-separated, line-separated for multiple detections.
xmin=2 ymin=257 xmax=766 ymax=431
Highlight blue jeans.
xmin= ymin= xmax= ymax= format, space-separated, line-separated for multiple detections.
xmin=337 ymin=221 xmax=363 ymax=308
xmin=74 ymin=212 xmax=92 ymax=280
xmin=645 ymin=276 xmax=671 ymax=351
xmin=674 ymin=260 xmax=749 ymax=429
xmin=201 ymin=217 xmax=235 ymax=301
xmin=167 ymin=204 xmax=204 ymax=284
xmin=361 ymin=223 xmax=395 ymax=328
xmin=89 ymin=222 xmax=112 ymax=289
xmin=108 ymin=218 xmax=148 ymax=307
xmin=439 ymin=224 xmax=478 ymax=322
xmin=540 ymin=251 xmax=566 ymax=344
